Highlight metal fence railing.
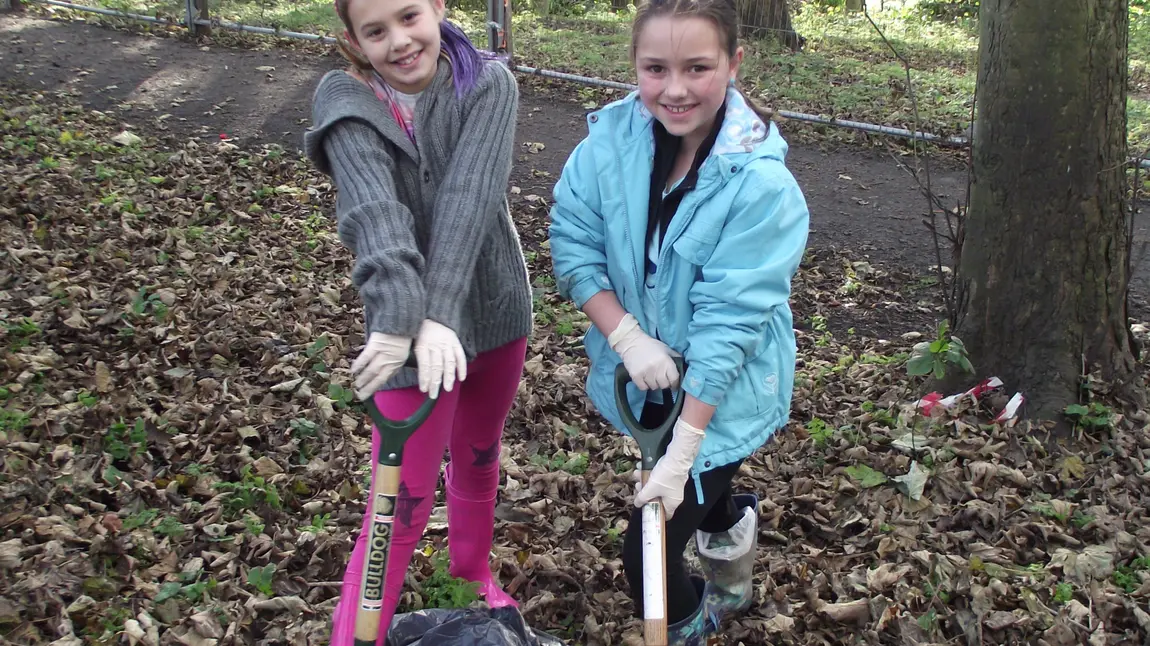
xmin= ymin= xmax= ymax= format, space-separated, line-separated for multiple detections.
xmin=0 ymin=0 xmax=983 ymax=149
xmin=9 ymin=0 xmax=965 ymax=142
xmin=11 ymin=0 xmax=1147 ymax=168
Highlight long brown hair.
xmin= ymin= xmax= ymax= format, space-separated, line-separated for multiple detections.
xmin=333 ymin=0 xmax=375 ymax=72
xmin=630 ymin=0 xmax=778 ymax=123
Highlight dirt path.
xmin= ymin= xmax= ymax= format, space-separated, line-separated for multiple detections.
xmin=5 ymin=12 xmax=1150 ymax=324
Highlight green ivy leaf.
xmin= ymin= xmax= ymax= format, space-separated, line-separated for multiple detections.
xmin=907 ymin=353 xmax=933 ymax=377
xmin=155 ymin=581 xmax=183 ymax=603
xmin=936 ymin=319 xmax=950 ymax=338
xmin=845 ymin=464 xmax=888 ymax=488
xmin=1064 ymin=404 xmax=1090 ymax=417
xmin=956 ymin=354 xmax=974 ymax=374
xmin=306 ymin=334 xmax=330 ymax=358
xmin=103 ymin=465 xmax=125 ymax=487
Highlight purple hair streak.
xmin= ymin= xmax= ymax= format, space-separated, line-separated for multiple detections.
xmin=440 ymin=19 xmax=502 ymax=98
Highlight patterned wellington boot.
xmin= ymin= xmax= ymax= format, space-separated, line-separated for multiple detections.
xmin=668 ymin=575 xmax=715 ymax=646
xmin=696 ymin=493 xmax=759 ymax=622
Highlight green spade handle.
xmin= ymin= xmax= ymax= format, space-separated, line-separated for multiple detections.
xmin=363 ymin=354 xmax=438 ymax=467
xmin=613 ymin=357 xmax=687 ymax=471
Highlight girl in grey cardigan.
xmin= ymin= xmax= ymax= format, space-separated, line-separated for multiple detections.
xmin=303 ymin=0 xmax=531 ymax=639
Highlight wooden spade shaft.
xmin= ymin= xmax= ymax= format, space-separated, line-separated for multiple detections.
xmin=640 ymin=469 xmax=668 ymax=646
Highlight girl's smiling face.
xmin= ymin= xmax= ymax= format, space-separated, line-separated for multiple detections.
xmin=633 ymin=14 xmax=742 ymax=146
xmin=346 ymin=0 xmax=446 ymax=93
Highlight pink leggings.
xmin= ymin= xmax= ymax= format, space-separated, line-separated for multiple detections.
xmin=330 ymin=337 xmax=527 ymax=645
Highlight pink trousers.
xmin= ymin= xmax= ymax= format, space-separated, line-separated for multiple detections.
xmin=330 ymin=337 xmax=528 ymax=645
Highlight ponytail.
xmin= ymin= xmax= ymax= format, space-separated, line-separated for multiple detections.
xmin=735 ymin=82 xmax=781 ymax=124
xmin=335 ymin=33 xmax=373 ymax=74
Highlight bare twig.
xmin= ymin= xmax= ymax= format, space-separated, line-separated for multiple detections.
xmin=1119 ymin=144 xmax=1150 ymax=316
xmin=862 ymin=4 xmax=956 ymax=326
xmin=949 ymin=77 xmax=976 ymax=327
xmin=1121 ymin=144 xmax=1150 ymax=360
xmin=890 ymin=150 xmax=962 ymax=248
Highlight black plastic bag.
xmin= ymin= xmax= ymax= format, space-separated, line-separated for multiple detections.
xmin=386 ymin=606 xmax=566 ymax=646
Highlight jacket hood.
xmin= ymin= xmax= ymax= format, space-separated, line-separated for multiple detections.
xmin=591 ymin=85 xmax=788 ymax=164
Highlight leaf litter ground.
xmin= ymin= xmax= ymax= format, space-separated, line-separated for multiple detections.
xmin=3 ymin=85 xmax=1150 ymax=646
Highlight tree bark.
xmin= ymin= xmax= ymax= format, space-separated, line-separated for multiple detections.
xmin=192 ymin=0 xmax=211 ymax=37
xmin=955 ymin=0 xmax=1136 ymax=425
xmin=737 ymin=0 xmax=803 ymax=51
xmin=846 ymin=0 xmax=863 ymax=12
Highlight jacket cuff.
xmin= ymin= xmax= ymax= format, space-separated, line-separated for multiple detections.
xmin=681 ymin=365 xmax=728 ymax=407
xmin=361 ymin=278 xmax=424 ymax=338
xmin=424 ymin=297 xmax=464 ymax=339
xmin=562 ymin=271 xmax=612 ymax=308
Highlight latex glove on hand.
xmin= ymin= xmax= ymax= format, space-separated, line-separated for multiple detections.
xmin=633 ymin=417 xmax=706 ymax=519
xmin=608 ymin=313 xmax=680 ymax=391
xmin=413 ymin=319 xmax=468 ymax=399
xmin=352 ymin=332 xmax=413 ymax=400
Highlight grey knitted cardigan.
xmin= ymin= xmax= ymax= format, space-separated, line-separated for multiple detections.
xmin=303 ymin=60 xmax=532 ymax=390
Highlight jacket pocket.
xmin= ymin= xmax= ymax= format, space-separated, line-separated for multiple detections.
xmin=711 ymin=341 xmax=770 ymax=422
xmin=714 ymin=316 xmax=795 ymax=423
xmin=670 ymin=231 xmax=719 ymax=267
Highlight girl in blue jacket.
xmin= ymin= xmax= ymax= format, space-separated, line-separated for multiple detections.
xmin=548 ymin=0 xmax=809 ymax=640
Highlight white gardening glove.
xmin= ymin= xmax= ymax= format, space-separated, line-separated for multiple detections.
xmin=633 ymin=418 xmax=706 ymax=519
xmin=608 ymin=313 xmax=680 ymax=391
xmin=352 ymin=332 xmax=413 ymax=400
xmin=413 ymin=319 xmax=467 ymax=399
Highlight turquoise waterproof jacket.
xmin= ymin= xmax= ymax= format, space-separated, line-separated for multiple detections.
xmin=549 ymin=88 xmax=810 ymax=499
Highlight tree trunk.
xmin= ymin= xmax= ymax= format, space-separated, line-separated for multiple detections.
xmin=611 ymin=0 xmax=629 ymax=13
xmin=954 ymin=0 xmax=1136 ymax=425
xmin=192 ymin=0 xmax=211 ymax=37
xmin=846 ymin=0 xmax=863 ymax=12
xmin=737 ymin=0 xmax=803 ymax=51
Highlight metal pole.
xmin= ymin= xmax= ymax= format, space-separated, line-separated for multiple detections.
xmin=502 ymin=0 xmax=513 ymax=60
xmin=512 ymin=64 xmax=636 ymax=90
xmin=485 ymin=0 xmax=499 ymax=55
xmin=37 ymin=0 xmax=178 ymax=25
xmin=192 ymin=17 xmax=335 ymax=42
